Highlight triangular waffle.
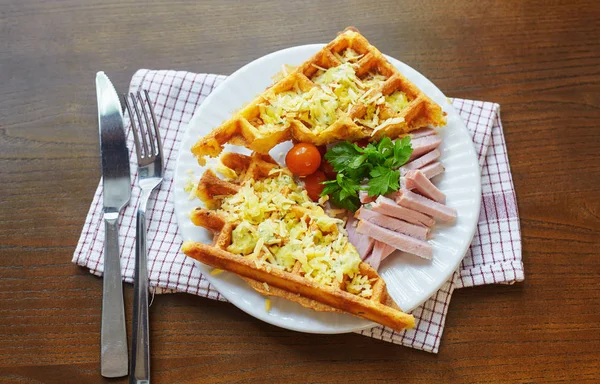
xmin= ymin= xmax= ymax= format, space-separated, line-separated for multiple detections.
xmin=181 ymin=152 xmax=415 ymax=331
xmin=191 ymin=27 xmax=446 ymax=162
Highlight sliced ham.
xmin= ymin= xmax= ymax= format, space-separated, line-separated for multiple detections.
xmin=345 ymin=214 xmax=374 ymax=260
xmin=357 ymin=207 xmax=430 ymax=240
xmin=409 ymin=127 xmax=436 ymax=139
xmin=404 ymin=170 xmax=446 ymax=203
xmin=364 ymin=241 xmax=396 ymax=270
xmin=363 ymin=253 xmax=380 ymax=271
xmin=356 ymin=220 xmax=433 ymax=260
xmin=421 ymin=161 xmax=445 ymax=179
xmin=395 ymin=189 xmax=456 ymax=223
xmin=408 ymin=135 xmax=442 ymax=161
xmin=359 ymin=190 xmax=376 ymax=204
xmin=370 ymin=195 xmax=435 ymax=227
xmin=403 ymin=148 xmax=441 ymax=171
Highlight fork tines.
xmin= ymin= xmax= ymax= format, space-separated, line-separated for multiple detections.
xmin=124 ymin=91 xmax=163 ymax=164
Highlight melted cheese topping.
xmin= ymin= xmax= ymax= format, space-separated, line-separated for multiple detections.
xmin=217 ymin=172 xmax=373 ymax=297
xmin=254 ymin=54 xmax=410 ymax=138
xmin=385 ymin=90 xmax=411 ymax=114
xmin=333 ymin=48 xmax=364 ymax=63
xmin=361 ymin=72 xmax=388 ymax=91
xmin=257 ymin=87 xmax=339 ymax=134
xmin=312 ymin=63 xmax=367 ymax=114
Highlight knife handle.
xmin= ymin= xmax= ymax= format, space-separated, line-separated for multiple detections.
xmin=101 ymin=214 xmax=129 ymax=378
xmin=130 ymin=206 xmax=150 ymax=384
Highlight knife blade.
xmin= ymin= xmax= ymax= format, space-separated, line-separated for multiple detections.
xmin=96 ymin=71 xmax=130 ymax=378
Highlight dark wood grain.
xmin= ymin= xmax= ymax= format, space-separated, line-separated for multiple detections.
xmin=1 ymin=0 xmax=599 ymax=382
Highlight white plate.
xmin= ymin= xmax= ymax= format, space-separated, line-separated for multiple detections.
xmin=173 ymin=44 xmax=481 ymax=334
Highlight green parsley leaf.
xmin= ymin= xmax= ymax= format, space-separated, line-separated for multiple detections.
xmin=367 ymin=166 xmax=400 ymax=197
xmin=320 ymin=175 xmax=360 ymax=211
xmin=363 ymin=142 xmax=384 ymax=164
xmin=377 ymin=137 xmax=394 ymax=158
xmin=346 ymin=165 xmax=371 ymax=181
xmin=324 ymin=142 xmax=361 ymax=172
xmin=321 ymin=180 xmax=341 ymax=196
xmin=331 ymin=193 xmax=361 ymax=212
xmin=348 ymin=153 xmax=368 ymax=169
xmin=337 ymin=172 xmax=361 ymax=196
xmin=320 ymin=136 xmax=413 ymax=211
xmin=389 ymin=136 xmax=413 ymax=168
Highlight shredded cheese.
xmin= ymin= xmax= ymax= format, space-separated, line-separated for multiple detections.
xmin=318 ymin=194 xmax=329 ymax=205
xmin=361 ymin=72 xmax=387 ymax=90
xmin=256 ymin=87 xmax=339 ymax=134
xmin=254 ymin=56 xmax=402 ymax=139
xmin=252 ymin=57 xmax=413 ymax=148
xmin=213 ymin=160 xmax=237 ymax=180
xmin=311 ymin=63 xmax=328 ymax=71
xmin=312 ymin=63 xmax=366 ymax=113
xmin=385 ymin=91 xmax=411 ymax=114
xmin=183 ymin=172 xmax=198 ymax=200
xmin=371 ymin=117 xmax=406 ymax=137
xmin=217 ymin=172 xmax=372 ymax=296
xmin=347 ymin=275 xmax=374 ymax=297
xmin=333 ymin=48 xmax=364 ymax=63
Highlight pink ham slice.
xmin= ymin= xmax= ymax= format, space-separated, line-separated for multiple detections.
xmin=364 ymin=241 xmax=396 ymax=270
xmin=408 ymin=135 xmax=443 ymax=161
xmin=403 ymin=148 xmax=441 ymax=171
xmin=356 ymin=220 xmax=433 ymax=260
xmin=395 ymin=189 xmax=456 ymax=223
xmin=420 ymin=161 xmax=444 ymax=179
xmin=370 ymin=195 xmax=435 ymax=227
xmin=404 ymin=170 xmax=446 ymax=203
xmin=359 ymin=190 xmax=376 ymax=204
xmin=356 ymin=207 xmax=430 ymax=240
xmin=408 ymin=128 xmax=436 ymax=139
xmin=345 ymin=214 xmax=374 ymax=260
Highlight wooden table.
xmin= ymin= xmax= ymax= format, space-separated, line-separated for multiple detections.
xmin=1 ymin=0 xmax=599 ymax=382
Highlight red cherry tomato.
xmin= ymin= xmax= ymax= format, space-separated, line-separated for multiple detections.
xmin=356 ymin=138 xmax=370 ymax=148
xmin=317 ymin=145 xmax=337 ymax=178
xmin=304 ymin=171 xmax=327 ymax=201
xmin=285 ymin=143 xmax=322 ymax=176
xmin=317 ymin=145 xmax=328 ymax=157
xmin=320 ymin=158 xmax=337 ymax=179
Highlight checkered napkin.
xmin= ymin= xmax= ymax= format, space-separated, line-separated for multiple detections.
xmin=73 ymin=69 xmax=524 ymax=353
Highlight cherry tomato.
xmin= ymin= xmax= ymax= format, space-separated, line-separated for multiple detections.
xmin=317 ymin=145 xmax=328 ymax=157
xmin=304 ymin=171 xmax=327 ymax=201
xmin=285 ymin=143 xmax=321 ymax=176
xmin=356 ymin=138 xmax=370 ymax=148
xmin=320 ymin=158 xmax=337 ymax=179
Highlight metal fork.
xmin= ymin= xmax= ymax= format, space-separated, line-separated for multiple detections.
xmin=124 ymin=91 xmax=163 ymax=384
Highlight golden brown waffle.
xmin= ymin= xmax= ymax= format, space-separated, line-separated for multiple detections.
xmin=191 ymin=27 xmax=446 ymax=162
xmin=181 ymin=152 xmax=415 ymax=331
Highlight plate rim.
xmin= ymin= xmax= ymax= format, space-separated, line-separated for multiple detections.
xmin=173 ymin=43 xmax=481 ymax=334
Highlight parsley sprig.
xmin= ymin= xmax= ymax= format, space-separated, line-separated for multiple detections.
xmin=321 ymin=137 xmax=413 ymax=211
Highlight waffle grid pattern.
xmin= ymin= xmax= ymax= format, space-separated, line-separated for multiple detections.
xmin=191 ymin=29 xmax=445 ymax=158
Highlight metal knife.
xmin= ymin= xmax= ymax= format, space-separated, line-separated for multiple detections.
xmin=96 ymin=71 xmax=131 ymax=378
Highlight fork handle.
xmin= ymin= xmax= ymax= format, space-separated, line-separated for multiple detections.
xmin=101 ymin=214 xmax=128 ymax=378
xmin=130 ymin=199 xmax=151 ymax=384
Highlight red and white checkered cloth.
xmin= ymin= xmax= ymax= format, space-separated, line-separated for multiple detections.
xmin=73 ymin=69 xmax=523 ymax=353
